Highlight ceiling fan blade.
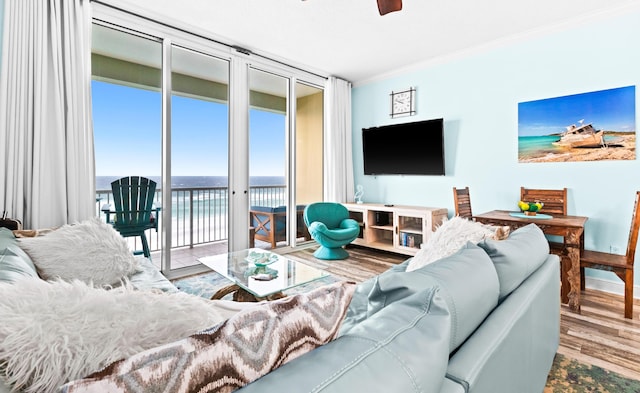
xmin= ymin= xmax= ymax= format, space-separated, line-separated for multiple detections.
xmin=377 ymin=0 xmax=402 ymax=15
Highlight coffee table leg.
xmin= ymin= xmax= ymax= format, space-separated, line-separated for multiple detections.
xmin=211 ymin=284 xmax=241 ymax=300
xmin=211 ymin=284 xmax=286 ymax=302
xmin=233 ymin=288 xmax=286 ymax=302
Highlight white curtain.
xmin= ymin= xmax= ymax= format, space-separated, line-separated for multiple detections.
xmin=324 ymin=77 xmax=354 ymax=203
xmin=0 ymin=0 xmax=94 ymax=229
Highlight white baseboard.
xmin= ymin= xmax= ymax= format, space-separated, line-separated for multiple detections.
xmin=585 ymin=276 xmax=639 ymax=299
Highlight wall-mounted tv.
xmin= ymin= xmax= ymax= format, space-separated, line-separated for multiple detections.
xmin=362 ymin=118 xmax=445 ymax=176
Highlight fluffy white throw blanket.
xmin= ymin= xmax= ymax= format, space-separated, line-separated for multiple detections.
xmin=0 ymin=278 xmax=228 ymax=393
xmin=407 ymin=216 xmax=509 ymax=272
xmin=18 ymin=217 xmax=139 ymax=286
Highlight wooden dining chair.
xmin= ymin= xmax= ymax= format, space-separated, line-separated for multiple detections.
xmin=520 ymin=188 xmax=568 ymax=247
xmin=521 ymin=187 xmax=570 ymax=299
xmin=581 ymin=191 xmax=639 ymax=319
xmin=453 ymin=187 xmax=473 ymax=218
xmin=520 ymin=187 xmax=568 ymax=215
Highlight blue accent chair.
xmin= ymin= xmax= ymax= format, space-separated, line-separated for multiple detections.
xmin=303 ymin=202 xmax=360 ymax=260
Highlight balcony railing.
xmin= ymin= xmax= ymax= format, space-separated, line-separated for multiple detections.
xmin=97 ymin=185 xmax=286 ymax=253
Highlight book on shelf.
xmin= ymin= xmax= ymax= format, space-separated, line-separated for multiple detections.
xmin=400 ymin=232 xmax=416 ymax=248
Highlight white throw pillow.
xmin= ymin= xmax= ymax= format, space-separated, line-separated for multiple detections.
xmin=18 ymin=217 xmax=139 ymax=286
xmin=406 ymin=216 xmax=509 ymax=272
xmin=0 ymin=278 xmax=228 ymax=393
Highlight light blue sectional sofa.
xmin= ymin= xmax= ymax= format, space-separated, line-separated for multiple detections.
xmin=0 ymin=222 xmax=559 ymax=393
xmin=238 ymin=223 xmax=560 ymax=393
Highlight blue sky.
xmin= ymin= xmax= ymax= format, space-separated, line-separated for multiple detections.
xmin=518 ymin=85 xmax=636 ymax=137
xmin=92 ymin=81 xmax=286 ymax=177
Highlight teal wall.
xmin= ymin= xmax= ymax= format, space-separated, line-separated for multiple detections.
xmin=352 ymin=9 xmax=640 ymax=289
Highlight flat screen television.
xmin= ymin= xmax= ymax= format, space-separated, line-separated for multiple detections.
xmin=362 ymin=118 xmax=445 ymax=175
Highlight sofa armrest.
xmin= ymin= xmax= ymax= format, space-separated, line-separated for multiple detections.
xmin=445 ymin=255 xmax=560 ymax=393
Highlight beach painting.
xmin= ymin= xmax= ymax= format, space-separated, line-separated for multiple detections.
xmin=518 ymin=86 xmax=636 ymax=163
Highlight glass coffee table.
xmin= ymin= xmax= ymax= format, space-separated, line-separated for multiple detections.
xmin=197 ymin=248 xmax=329 ymax=302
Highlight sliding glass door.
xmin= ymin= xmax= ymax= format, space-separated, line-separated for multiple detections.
xmin=91 ymin=4 xmax=327 ymax=276
xmin=92 ymin=24 xmax=163 ymax=258
xmin=170 ymin=46 xmax=230 ymax=268
xmin=248 ymin=69 xmax=324 ymax=250
xmin=294 ymin=82 xmax=324 ymax=234
xmin=248 ymin=68 xmax=289 ymax=249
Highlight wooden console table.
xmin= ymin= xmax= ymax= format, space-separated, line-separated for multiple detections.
xmin=342 ymin=203 xmax=448 ymax=256
xmin=473 ymin=210 xmax=588 ymax=313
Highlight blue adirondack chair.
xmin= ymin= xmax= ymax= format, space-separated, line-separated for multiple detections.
xmin=107 ymin=176 xmax=159 ymax=258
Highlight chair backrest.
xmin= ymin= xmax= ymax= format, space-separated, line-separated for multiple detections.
xmin=624 ymin=191 xmax=640 ymax=264
xmin=111 ymin=176 xmax=157 ymax=229
xmin=303 ymin=202 xmax=349 ymax=229
xmin=453 ymin=187 xmax=473 ymax=218
xmin=520 ymin=187 xmax=567 ymax=215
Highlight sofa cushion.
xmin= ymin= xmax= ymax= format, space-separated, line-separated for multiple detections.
xmin=478 ymin=223 xmax=550 ymax=301
xmin=0 ymin=228 xmax=16 ymax=250
xmin=237 ymin=286 xmax=451 ymax=393
xmin=407 ymin=216 xmax=509 ymax=272
xmin=339 ymin=258 xmax=412 ymax=333
xmin=0 ymin=278 xmax=228 ymax=393
xmin=409 ymin=242 xmax=500 ymax=352
xmin=128 ymin=256 xmax=178 ymax=293
xmin=18 ymin=217 xmax=139 ymax=286
xmin=342 ymin=242 xmax=499 ymax=353
xmin=0 ymin=245 xmax=39 ymax=283
xmin=59 ymin=281 xmax=355 ymax=393
xmin=0 ymin=228 xmax=39 ymax=283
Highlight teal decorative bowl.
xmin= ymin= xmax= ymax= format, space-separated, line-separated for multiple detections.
xmin=245 ymin=251 xmax=279 ymax=267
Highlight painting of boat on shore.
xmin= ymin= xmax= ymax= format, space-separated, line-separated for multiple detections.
xmin=518 ymin=86 xmax=636 ymax=163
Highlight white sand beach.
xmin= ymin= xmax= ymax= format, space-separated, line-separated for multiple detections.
xmin=519 ymin=134 xmax=635 ymax=163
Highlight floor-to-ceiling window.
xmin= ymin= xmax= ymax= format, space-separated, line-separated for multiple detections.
xmin=91 ymin=4 xmax=326 ymax=276
xmin=248 ymin=68 xmax=290 ymax=247
xmin=170 ymin=45 xmax=230 ymax=268
xmin=294 ymin=82 xmax=324 ymax=222
xmin=248 ymin=70 xmax=324 ymax=249
xmin=92 ymin=23 xmax=163 ymax=255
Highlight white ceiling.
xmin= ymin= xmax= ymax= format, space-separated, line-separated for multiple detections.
xmin=117 ymin=0 xmax=639 ymax=84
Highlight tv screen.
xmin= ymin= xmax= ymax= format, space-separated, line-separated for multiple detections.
xmin=362 ymin=118 xmax=445 ymax=175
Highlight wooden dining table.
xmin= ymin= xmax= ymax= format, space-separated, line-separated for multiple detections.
xmin=473 ymin=210 xmax=588 ymax=313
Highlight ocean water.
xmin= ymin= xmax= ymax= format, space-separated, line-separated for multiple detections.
xmin=518 ymin=135 xmax=563 ymax=159
xmin=96 ymin=176 xmax=285 ymax=191
xmin=97 ymin=175 xmax=287 ymax=222
xmin=96 ymin=176 xmax=289 ymax=248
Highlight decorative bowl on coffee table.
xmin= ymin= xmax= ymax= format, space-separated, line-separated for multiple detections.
xmin=245 ymin=250 xmax=279 ymax=266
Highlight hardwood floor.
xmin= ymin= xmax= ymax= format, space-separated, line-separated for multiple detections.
xmin=559 ymin=290 xmax=640 ymax=381
xmin=285 ymin=244 xmax=406 ymax=282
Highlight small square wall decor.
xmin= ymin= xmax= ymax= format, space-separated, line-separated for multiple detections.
xmin=390 ymin=87 xmax=416 ymax=118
